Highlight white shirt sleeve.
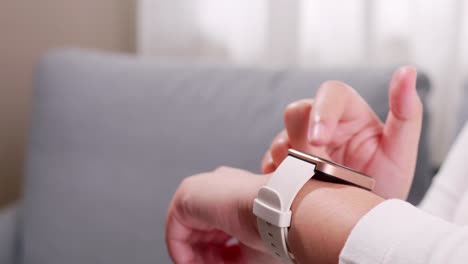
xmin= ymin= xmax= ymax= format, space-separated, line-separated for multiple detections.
xmin=339 ymin=199 xmax=468 ymax=264
xmin=339 ymin=124 xmax=468 ymax=263
xmin=419 ymin=123 xmax=468 ymax=221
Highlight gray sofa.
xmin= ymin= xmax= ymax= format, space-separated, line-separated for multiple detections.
xmin=0 ymin=49 xmax=432 ymax=264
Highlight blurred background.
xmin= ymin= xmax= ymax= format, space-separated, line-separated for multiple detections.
xmin=1 ymin=0 xmax=467 ymax=208
xmin=0 ymin=1 xmax=136 ymax=208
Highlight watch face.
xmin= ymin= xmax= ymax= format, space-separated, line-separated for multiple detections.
xmin=288 ymin=149 xmax=375 ymax=191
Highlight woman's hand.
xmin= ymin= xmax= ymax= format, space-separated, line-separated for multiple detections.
xmin=166 ymin=167 xmax=384 ymax=264
xmin=262 ymin=66 xmax=422 ymax=199
xmin=165 ymin=167 xmax=281 ymax=264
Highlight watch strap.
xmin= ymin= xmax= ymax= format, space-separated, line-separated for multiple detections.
xmin=253 ymin=155 xmax=316 ymax=263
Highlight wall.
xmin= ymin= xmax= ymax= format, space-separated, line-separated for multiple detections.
xmin=0 ymin=0 xmax=136 ymax=208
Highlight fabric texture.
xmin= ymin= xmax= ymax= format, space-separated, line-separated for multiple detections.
xmin=340 ymin=199 xmax=461 ymax=264
xmin=420 ymin=123 xmax=468 ymax=222
xmin=21 ymin=49 xmax=432 ymax=264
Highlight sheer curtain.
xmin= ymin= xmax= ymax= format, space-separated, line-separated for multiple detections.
xmin=138 ymin=0 xmax=468 ymax=165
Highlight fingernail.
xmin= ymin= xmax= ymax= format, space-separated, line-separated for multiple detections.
xmin=391 ymin=68 xmax=405 ymax=89
xmin=404 ymin=66 xmax=417 ymax=89
xmin=308 ymin=120 xmax=323 ymax=143
xmin=396 ymin=66 xmax=417 ymax=87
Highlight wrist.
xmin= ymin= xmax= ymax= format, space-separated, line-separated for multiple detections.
xmin=288 ymin=179 xmax=384 ymax=263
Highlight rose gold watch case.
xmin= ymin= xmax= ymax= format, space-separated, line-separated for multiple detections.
xmin=288 ymin=149 xmax=375 ymax=191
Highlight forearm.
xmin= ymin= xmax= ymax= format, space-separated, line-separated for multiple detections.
xmin=286 ymin=181 xmax=468 ymax=264
xmin=287 ymin=180 xmax=384 ymax=264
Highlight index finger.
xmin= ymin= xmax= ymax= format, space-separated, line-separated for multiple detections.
xmin=308 ymin=81 xmax=381 ymax=146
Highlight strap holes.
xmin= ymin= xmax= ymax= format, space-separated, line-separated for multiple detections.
xmin=268 ymin=232 xmax=273 ymax=237
xmin=266 ymin=222 xmax=272 ymax=227
xmin=271 ymin=242 xmax=276 ymax=248
xmin=275 ymin=252 xmax=281 ymax=257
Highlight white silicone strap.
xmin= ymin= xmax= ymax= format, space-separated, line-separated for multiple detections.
xmin=253 ymin=155 xmax=316 ymax=263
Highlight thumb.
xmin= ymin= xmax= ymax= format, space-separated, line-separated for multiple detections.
xmin=382 ymin=66 xmax=423 ymax=172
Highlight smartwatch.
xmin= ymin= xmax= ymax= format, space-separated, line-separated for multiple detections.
xmin=253 ymin=149 xmax=375 ymax=263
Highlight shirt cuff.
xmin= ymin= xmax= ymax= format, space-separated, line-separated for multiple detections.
xmin=339 ymin=199 xmax=457 ymax=264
